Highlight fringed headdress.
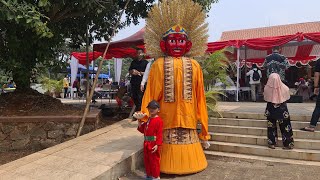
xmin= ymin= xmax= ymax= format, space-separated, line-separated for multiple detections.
xmin=145 ymin=0 xmax=208 ymax=58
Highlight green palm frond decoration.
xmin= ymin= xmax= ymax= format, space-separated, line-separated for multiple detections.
xmin=205 ymin=90 xmax=224 ymax=117
xmin=197 ymin=48 xmax=232 ymax=117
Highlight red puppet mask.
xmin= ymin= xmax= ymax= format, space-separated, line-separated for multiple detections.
xmin=160 ymin=25 xmax=192 ymax=57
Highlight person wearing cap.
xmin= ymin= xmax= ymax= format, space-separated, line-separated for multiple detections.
xmin=140 ymin=0 xmax=210 ymax=174
xmin=136 ymin=100 xmax=163 ymax=180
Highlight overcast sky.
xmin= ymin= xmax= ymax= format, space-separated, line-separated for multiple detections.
xmin=97 ymin=0 xmax=320 ymax=43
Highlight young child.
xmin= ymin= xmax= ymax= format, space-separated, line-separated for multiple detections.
xmin=135 ymin=100 xmax=163 ymax=180
xmin=264 ymin=73 xmax=294 ymax=150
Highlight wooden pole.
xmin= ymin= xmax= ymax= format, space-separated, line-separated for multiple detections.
xmin=236 ymin=48 xmax=240 ymax=102
xmin=76 ymin=0 xmax=131 ymax=137
xmin=86 ymin=24 xmax=90 ymax=104
xmin=244 ymin=46 xmax=248 ymax=85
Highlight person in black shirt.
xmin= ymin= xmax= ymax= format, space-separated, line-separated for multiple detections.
xmin=129 ymin=49 xmax=149 ymax=111
xmin=301 ymin=58 xmax=320 ymax=132
xmin=264 ymin=46 xmax=289 ymax=83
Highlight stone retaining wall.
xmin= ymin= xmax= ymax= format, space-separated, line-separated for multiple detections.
xmin=0 ymin=115 xmax=98 ymax=152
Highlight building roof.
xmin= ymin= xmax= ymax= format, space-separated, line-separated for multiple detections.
xmin=220 ymin=21 xmax=320 ymax=41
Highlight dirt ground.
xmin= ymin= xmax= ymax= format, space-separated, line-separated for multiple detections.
xmin=0 ymin=88 xmax=83 ymax=116
xmin=122 ymin=155 xmax=320 ymax=180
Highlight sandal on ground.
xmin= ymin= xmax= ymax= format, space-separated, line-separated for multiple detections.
xmin=268 ymin=144 xmax=275 ymax=149
xmin=300 ymin=127 xmax=315 ymax=132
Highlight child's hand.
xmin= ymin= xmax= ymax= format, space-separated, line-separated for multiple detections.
xmin=151 ymin=145 xmax=158 ymax=153
xmin=133 ymin=112 xmax=146 ymax=119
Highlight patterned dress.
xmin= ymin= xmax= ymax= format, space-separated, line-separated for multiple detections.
xmin=265 ymin=102 xmax=294 ymax=147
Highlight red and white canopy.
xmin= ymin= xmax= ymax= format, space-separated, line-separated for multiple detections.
xmin=93 ymin=28 xmax=145 ymax=59
xmin=206 ymin=32 xmax=320 ymax=68
xmin=71 ymin=51 xmax=103 ymax=65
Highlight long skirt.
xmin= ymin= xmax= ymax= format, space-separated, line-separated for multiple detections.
xmin=160 ymin=128 xmax=207 ymax=174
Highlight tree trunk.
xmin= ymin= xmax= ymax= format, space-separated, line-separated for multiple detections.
xmin=12 ymin=65 xmax=32 ymax=90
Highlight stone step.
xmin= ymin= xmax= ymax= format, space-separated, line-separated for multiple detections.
xmin=208 ymin=141 xmax=320 ymax=161
xmin=209 ymin=118 xmax=313 ymax=130
xmin=204 ymin=151 xmax=320 ymax=166
xmin=209 ymin=125 xmax=320 ymax=140
xmin=218 ymin=112 xmax=311 ymax=121
xmin=211 ymin=132 xmax=320 ymax=150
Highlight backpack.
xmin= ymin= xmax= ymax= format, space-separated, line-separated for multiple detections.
xmin=252 ymin=70 xmax=260 ymax=81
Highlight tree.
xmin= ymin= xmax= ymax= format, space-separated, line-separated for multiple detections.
xmin=196 ymin=49 xmax=231 ymax=90
xmin=197 ymin=49 xmax=231 ymax=117
xmin=0 ymin=0 xmax=218 ymax=90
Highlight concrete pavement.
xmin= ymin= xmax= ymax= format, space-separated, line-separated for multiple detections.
xmin=0 ymin=119 xmax=143 ymax=180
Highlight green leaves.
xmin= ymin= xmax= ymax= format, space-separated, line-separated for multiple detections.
xmin=197 ymin=49 xmax=230 ymax=88
xmin=205 ymin=90 xmax=223 ymax=117
xmin=0 ymin=0 xmax=52 ymax=38
xmin=197 ymin=49 xmax=230 ymax=117
xmin=38 ymin=0 xmax=50 ymax=7
xmin=0 ymin=0 xmax=219 ymax=89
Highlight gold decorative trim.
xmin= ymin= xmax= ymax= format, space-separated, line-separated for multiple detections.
xmin=163 ymin=128 xmax=199 ymax=144
xmin=182 ymin=57 xmax=192 ymax=100
xmin=164 ymin=57 xmax=175 ymax=102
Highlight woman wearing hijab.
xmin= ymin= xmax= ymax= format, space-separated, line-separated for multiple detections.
xmin=264 ymin=73 xmax=294 ymax=150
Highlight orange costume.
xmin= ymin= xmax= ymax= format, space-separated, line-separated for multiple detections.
xmin=141 ymin=0 xmax=211 ymax=174
xmin=141 ymin=57 xmax=210 ymax=174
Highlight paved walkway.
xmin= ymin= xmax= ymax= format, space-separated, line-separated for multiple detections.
xmin=0 ymin=119 xmax=143 ymax=180
xmin=121 ymin=155 xmax=320 ymax=180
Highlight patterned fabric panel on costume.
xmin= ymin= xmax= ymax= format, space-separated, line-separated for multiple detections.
xmin=182 ymin=57 xmax=193 ymax=101
xmin=163 ymin=57 xmax=193 ymax=102
xmin=163 ymin=128 xmax=199 ymax=144
xmin=164 ymin=56 xmax=175 ymax=102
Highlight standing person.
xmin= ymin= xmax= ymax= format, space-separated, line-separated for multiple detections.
xmin=80 ymin=73 xmax=99 ymax=103
xmin=135 ymin=100 xmax=163 ymax=180
xmin=301 ymin=58 xmax=320 ymax=132
xmin=246 ymin=64 xmax=262 ymax=102
xmin=139 ymin=0 xmax=211 ymax=174
xmin=264 ymin=46 xmax=289 ymax=83
xmin=63 ymin=75 xmax=69 ymax=98
xmin=73 ymin=78 xmax=80 ymax=97
xmin=264 ymin=73 xmax=294 ymax=149
xmin=296 ymin=78 xmax=309 ymax=101
xmin=129 ymin=48 xmax=149 ymax=111
xmin=80 ymin=74 xmax=88 ymax=96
